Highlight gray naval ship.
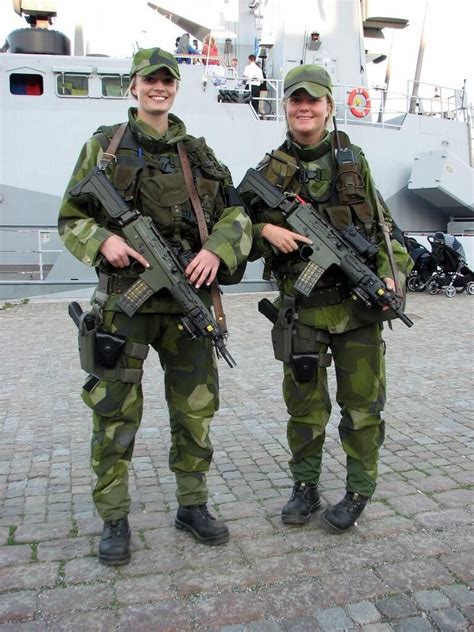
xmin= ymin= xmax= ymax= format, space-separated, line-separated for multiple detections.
xmin=0 ymin=0 xmax=473 ymax=299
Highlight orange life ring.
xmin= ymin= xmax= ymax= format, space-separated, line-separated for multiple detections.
xmin=347 ymin=87 xmax=371 ymax=118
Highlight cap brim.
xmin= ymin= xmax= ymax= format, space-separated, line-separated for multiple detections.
xmin=284 ymin=81 xmax=330 ymax=98
xmin=136 ymin=63 xmax=180 ymax=80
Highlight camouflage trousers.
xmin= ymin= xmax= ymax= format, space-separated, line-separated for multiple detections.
xmin=283 ymin=322 xmax=386 ymax=497
xmin=81 ymin=309 xmax=219 ymax=521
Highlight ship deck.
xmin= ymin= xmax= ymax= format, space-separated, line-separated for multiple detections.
xmin=0 ymin=291 xmax=473 ymax=629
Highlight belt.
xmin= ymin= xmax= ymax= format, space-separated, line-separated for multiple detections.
xmin=296 ymin=283 xmax=350 ymax=309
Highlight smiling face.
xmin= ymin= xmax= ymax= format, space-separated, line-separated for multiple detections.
xmin=285 ymin=89 xmax=332 ymax=146
xmin=131 ymin=68 xmax=178 ymax=132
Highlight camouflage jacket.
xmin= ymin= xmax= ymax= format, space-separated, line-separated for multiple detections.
xmin=58 ymin=108 xmax=252 ymax=313
xmin=247 ymin=130 xmax=413 ymax=333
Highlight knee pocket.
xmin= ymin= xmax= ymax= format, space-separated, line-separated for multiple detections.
xmin=81 ymin=375 xmax=138 ymax=418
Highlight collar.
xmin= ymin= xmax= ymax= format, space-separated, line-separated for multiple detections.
xmin=285 ymin=130 xmax=333 ymax=161
xmin=127 ymin=108 xmax=188 ymax=153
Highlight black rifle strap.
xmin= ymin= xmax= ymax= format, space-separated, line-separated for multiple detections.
xmin=177 ymin=141 xmax=227 ymax=333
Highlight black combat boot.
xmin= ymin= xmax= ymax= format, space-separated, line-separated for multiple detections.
xmin=98 ymin=517 xmax=131 ymax=565
xmin=281 ymin=482 xmax=321 ymax=525
xmin=322 ymin=492 xmax=369 ymax=532
xmin=175 ymin=504 xmax=229 ymax=545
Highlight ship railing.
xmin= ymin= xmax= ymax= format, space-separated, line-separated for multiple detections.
xmin=0 ymin=227 xmax=61 ymax=282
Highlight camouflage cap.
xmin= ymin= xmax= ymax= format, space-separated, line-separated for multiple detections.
xmin=284 ymin=64 xmax=332 ymax=98
xmin=130 ymin=47 xmax=180 ymax=80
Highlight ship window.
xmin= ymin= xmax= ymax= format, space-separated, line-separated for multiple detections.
xmin=10 ymin=73 xmax=44 ymax=96
xmin=101 ymin=74 xmax=130 ymax=97
xmin=56 ymin=73 xmax=89 ymax=97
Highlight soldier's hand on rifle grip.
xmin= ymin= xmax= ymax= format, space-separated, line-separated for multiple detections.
xmin=381 ymin=277 xmax=395 ymax=311
xmin=100 ymin=234 xmax=150 ymax=269
xmin=261 ymin=224 xmax=313 ymax=254
xmin=185 ymin=249 xmax=220 ymax=289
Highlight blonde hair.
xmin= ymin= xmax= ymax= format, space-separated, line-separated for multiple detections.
xmin=203 ymin=34 xmax=216 ymax=46
xmin=283 ymin=93 xmax=336 ymax=132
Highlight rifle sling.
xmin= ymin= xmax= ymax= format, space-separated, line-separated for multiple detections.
xmin=177 ymin=141 xmax=227 ymax=332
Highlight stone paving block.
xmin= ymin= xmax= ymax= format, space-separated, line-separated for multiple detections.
xmin=12 ymin=524 xmax=72 ymax=544
xmin=413 ymin=590 xmax=451 ymax=611
xmin=358 ymin=515 xmax=417 ymax=539
xmin=0 ymin=623 xmax=47 ymax=631
xmin=385 ymin=494 xmax=439 ymax=515
xmin=255 ymin=550 xmax=332 ymax=585
xmin=0 ymin=545 xmax=32 ymax=568
xmin=414 ymin=509 xmax=472 ymax=530
xmin=237 ymin=534 xmax=293 ymax=560
xmin=0 ymin=562 xmax=58 ymax=591
xmin=38 ymin=583 xmax=114 ymax=617
xmin=431 ymin=490 xmax=473 ymax=508
xmin=346 ymin=601 xmax=381 ymax=625
xmin=258 ymin=581 xmax=334 ymax=618
xmin=392 ymin=616 xmax=434 ymax=631
xmin=63 ymin=557 xmax=119 ymax=584
xmin=192 ymin=592 xmax=266 ymax=628
xmin=0 ymin=591 xmax=37 ymax=624
xmin=47 ymin=609 xmax=116 ymax=632
xmin=322 ymin=570 xmax=388 ymax=605
xmin=413 ymin=476 xmax=459 ymax=494
xmin=174 ymin=564 xmax=257 ymax=597
xmin=430 ymin=607 xmax=469 ymax=631
xmin=280 ymin=616 xmax=322 ymax=631
xmin=441 ymin=584 xmax=474 ymax=607
xmin=115 ymin=547 xmax=185 ymax=577
xmin=375 ymin=596 xmax=419 ymax=619
xmin=315 ymin=606 xmax=354 ymax=630
xmin=440 ymin=553 xmax=474 ymax=582
xmin=361 ymin=625 xmax=394 ymax=632
xmin=376 ymin=559 xmax=455 ymax=592
xmin=117 ymin=602 xmax=195 ymax=632
xmin=115 ymin=573 xmax=176 ymax=605
xmin=35 ymin=537 xmax=91 ymax=562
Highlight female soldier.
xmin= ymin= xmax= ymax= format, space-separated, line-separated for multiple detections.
xmin=58 ymin=48 xmax=251 ymax=564
xmin=241 ymin=65 xmax=412 ymax=532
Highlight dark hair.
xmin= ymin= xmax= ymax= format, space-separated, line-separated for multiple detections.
xmin=248 ymin=54 xmax=256 ymax=62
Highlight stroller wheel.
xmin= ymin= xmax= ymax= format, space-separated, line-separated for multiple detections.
xmin=428 ymin=281 xmax=440 ymax=295
xmin=466 ymin=282 xmax=474 ymax=295
xmin=445 ymin=286 xmax=456 ymax=298
xmin=408 ymin=275 xmax=426 ymax=292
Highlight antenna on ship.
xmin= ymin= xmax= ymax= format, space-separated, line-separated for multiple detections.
xmin=7 ymin=0 xmax=71 ymax=55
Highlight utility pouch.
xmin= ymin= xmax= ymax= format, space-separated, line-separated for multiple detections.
xmin=336 ymin=163 xmax=365 ymax=205
xmin=291 ymin=354 xmax=320 ymax=382
xmin=290 ymin=322 xmax=332 ymax=382
xmin=96 ymin=331 xmax=127 ymax=369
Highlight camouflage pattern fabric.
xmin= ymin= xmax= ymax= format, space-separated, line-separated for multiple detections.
xmin=283 ymin=322 xmax=385 ymax=497
xmin=58 ymin=108 xmax=250 ymax=520
xmin=82 ymin=310 xmax=218 ymax=521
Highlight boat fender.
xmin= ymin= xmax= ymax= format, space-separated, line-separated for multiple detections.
xmin=347 ymin=88 xmax=371 ymax=118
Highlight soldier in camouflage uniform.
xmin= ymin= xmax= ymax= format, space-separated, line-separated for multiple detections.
xmin=241 ymin=65 xmax=413 ymax=532
xmin=58 ymin=48 xmax=252 ymax=564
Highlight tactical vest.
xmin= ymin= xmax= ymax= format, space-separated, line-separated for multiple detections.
xmin=255 ymin=130 xmax=375 ymax=237
xmin=93 ymin=123 xmax=230 ymax=254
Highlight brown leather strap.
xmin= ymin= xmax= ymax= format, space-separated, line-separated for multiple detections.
xmin=99 ymin=122 xmax=128 ymax=170
xmin=177 ymin=141 xmax=227 ymax=332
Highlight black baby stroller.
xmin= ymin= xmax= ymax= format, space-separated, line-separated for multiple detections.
xmin=406 ymin=236 xmax=437 ymax=292
xmin=426 ymin=232 xmax=474 ymax=298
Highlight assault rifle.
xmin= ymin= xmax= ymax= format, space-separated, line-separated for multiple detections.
xmin=238 ymin=168 xmax=413 ymax=328
xmin=69 ymin=167 xmax=236 ymax=367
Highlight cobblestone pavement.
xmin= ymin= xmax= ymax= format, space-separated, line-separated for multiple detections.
xmin=0 ymin=291 xmax=473 ymax=631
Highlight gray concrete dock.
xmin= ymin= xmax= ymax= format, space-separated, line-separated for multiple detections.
xmin=0 ymin=291 xmax=473 ymax=631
